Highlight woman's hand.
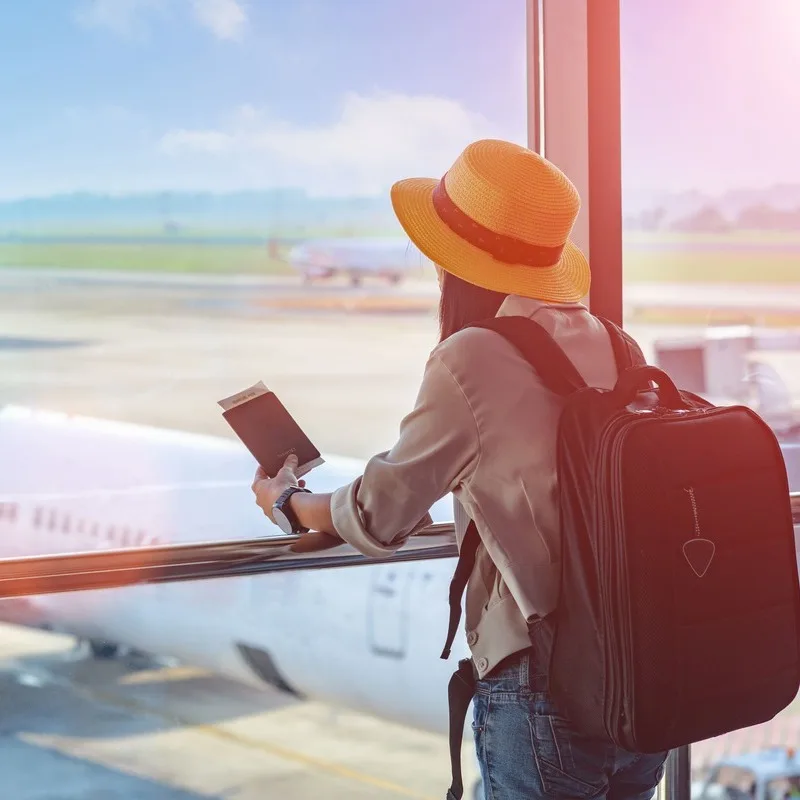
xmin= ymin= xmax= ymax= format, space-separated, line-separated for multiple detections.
xmin=251 ymin=454 xmax=306 ymax=524
xmin=252 ymin=456 xmax=336 ymax=538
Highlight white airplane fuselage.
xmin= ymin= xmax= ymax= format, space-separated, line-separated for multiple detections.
xmin=0 ymin=405 xmax=466 ymax=736
xmin=287 ymin=238 xmax=426 ymax=285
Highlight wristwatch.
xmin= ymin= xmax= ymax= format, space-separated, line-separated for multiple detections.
xmin=272 ymin=486 xmax=312 ymax=534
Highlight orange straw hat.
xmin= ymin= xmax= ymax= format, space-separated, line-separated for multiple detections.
xmin=391 ymin=139 xmax=590 ymax=303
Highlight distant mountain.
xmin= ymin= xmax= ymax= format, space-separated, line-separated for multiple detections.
xmin=718 ymin=184 xmax=800 ymax=216
xmin=3 ymin=183 xmax=799 ymax=238
xmin=0 ymin=189 xmax=398 ymax=235
xmin=627 ymin=184 xmax=800 ymax=232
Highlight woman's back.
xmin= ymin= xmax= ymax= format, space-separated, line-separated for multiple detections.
xmin=431 ymin=293 xmax=619 ymax=674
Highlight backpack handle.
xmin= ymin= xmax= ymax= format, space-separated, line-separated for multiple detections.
xmin=612 ymin=365 xmax=684 ymax=410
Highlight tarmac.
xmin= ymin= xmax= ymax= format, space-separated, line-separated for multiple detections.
xmin=0 ymin=623 xmax=462 ymax=800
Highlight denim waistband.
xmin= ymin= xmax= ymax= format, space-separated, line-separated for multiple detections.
xmin=480 ymin=647 xmax=548 ymax=692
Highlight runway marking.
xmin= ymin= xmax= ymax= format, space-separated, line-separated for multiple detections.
xmin=7 ymin=660 xmax=439 ymax=800
xmin=249 ymin=294 xmax=437 ymax=314
xmin=118 ymin=665 xmax=210 ymax=685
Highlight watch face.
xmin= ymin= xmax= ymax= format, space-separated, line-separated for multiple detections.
xmin=272 ymin=506 xmax=293 ymax=535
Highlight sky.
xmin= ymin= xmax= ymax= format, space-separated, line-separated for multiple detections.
xmin=1 ymin=0 xmax=799 ymax=209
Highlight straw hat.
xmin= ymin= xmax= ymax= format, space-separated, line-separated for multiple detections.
xmin=390 ymin=139 xmax=590 ymax=303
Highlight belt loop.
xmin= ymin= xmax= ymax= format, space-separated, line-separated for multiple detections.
xmin=520 ymin=650 xmax=530 ymax=692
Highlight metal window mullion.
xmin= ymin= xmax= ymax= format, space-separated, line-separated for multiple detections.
xmin=533 ymin=4 xmax=688 ymax=797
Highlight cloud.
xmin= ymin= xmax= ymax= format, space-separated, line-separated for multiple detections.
xmin=74 ymin=0 xmax=246 ymax=40
xmin=74 ymin=0 xmax=165 ymax=36
xmin=0 ymin=93 xmax=519 ymax=200
xmin=190 ymin=0 xmax=246 ymax=40
xmin=158 ymin=92 xmax=508 ymax=195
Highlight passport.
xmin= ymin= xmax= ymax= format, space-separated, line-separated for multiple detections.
xmin=217 ymin=381 xmax=324 ymax=478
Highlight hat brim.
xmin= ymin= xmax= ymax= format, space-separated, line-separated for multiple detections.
xmin=391 ymin=178 xmax=591 ymax=303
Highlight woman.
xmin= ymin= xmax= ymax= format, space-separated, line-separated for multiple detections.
xmin=252 ymin=139 xmax=668 ymax=800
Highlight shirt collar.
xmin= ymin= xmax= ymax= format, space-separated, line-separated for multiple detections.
xmin=496 ymin=294 xmax=587 ymax=320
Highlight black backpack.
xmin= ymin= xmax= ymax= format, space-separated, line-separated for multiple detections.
xmin=443 ymin=315 xmax=800 ymax=800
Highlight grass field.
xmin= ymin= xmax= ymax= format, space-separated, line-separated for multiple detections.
xmin=0 ymin=232 xmax=798 ymax=283
xmin=623 ymin=249 xmax=800 ymax=284
xmin=0 ymin=242 xmax=295 ymax=275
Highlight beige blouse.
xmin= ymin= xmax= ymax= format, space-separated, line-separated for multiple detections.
xmin=330 ymin=294 xmax=619 ymax=677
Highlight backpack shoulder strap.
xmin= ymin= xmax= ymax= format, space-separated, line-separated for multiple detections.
xmin=596 ymin=316 xmax=647 ymax=370
xmin=442 ymin=521 xmax=481 ymax=800
xmin=467 ymin=316 xmax=587 ymax=396
xmin=441 ymin=520 xmax=481 ymax=660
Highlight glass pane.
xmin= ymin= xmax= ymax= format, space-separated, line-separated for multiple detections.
xmin=622 ymin=1 xmax=800 ymax=796
xmin=0 ymin=1 xmax=526 ymax=796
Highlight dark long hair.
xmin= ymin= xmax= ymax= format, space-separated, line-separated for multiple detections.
xmin=438 ymin=270 xmax=508 ymax=343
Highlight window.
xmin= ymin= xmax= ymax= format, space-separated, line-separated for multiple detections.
xmin=1 ymin=1 xmax=527 ymax=789
xmin=621 ymin=0 xmax=800 ymax=787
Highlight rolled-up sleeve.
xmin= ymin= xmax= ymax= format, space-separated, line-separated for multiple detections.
xmin=330 ymin=353 xmax=479 ymax=558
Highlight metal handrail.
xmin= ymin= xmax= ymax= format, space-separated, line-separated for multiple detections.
xmin=0 ymin=524 xmax=459 ymax=599
xmin=0 ymin=494 xmax=796 ymax=600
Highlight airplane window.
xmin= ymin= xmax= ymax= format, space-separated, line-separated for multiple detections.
xmin=61 ymin=515 xmax=71 ymax=533
xmin=621 ymin=0 xmax=800 ymax=781
xmin=47 ymin=510 xmax=58 ymax=531
xmin=33 ymin=507 xmax=43 ymax=528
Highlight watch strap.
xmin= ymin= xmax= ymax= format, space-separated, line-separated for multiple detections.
xmin=274 ymin=486 xmax=311 ymax=533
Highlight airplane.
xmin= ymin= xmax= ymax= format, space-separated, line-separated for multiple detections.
xmin=0 ymin=403 xmax=479 ymax=788
xmin=285 ymin=237 xmax=430 ymax=287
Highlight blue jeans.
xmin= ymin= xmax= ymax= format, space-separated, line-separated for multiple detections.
xmin=472 ymin=648 xmax=668 ymax=800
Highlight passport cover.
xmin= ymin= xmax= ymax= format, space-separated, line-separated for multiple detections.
xmin=218 ymin=382 xmax=324 ymax=478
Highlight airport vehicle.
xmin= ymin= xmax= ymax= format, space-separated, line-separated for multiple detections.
xmin=691 ymin=749 xmax=800 ymax=800
xmin=286 ymin=237 xmax=428 ymax=286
